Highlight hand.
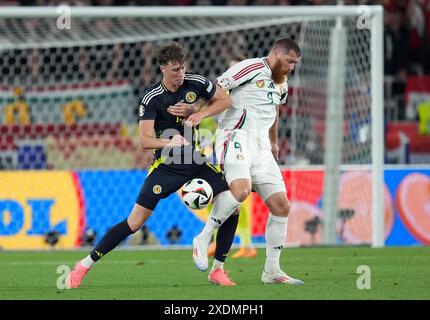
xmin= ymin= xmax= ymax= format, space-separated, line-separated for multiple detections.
xmin=167 ymin=102 xmax=197 ymax=118
xmin=271 ymin=142 xmax=279 ymax=161
xmin=184 ymin=112 xmax=204 ymax=127
xmin=166 ymin=134 xmax=190 ymax=147
xmin=141 ymin=149 xmax=154 ymax=170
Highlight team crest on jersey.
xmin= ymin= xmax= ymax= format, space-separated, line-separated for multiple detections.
xmin=256 ymin=80 xmax=265 ymax=88
xmin=185 ymin=91 xmax=197 ymax=103
xmin=153 ymin=185 xmax=162 ymax=194
xmin=139 ymin=104 xmax=145 ymax=117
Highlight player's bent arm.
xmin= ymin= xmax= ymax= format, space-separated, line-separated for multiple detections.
xmin=196 ymin=84 xmax=232 ymax=119
xmin=139 ymin=120 xmax=170 ymax=149
xmin=139 ymin=120 xmax=189 ymax=148
xmin=166 ymin=102 xmax=201 ymax=118
xmin=195 ymin=99 xmax=205 ymax=112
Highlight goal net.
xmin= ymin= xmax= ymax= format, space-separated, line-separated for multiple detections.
xmin=0 ymin=6 xmax=385 ymax=249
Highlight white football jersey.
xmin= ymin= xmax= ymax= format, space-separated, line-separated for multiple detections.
xmin=216 ymin=57 xmax=288 ymax=133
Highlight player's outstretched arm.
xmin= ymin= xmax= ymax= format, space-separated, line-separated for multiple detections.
xmin=185 ymin=85 xmax=232 ymax=127
xmin=139 ymin=119 xmax=189 ymax=149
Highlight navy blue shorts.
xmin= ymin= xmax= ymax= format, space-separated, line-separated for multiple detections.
xmin=136 ymin=160 xmax=229 ymax=211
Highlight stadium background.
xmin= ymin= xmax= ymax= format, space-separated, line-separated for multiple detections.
xmin=1 ymin=168 xmax=429 ymax=249
xmin=0 ymin=1 xmax=429 ymax=251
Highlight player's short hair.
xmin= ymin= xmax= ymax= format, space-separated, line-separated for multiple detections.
xmin=273 ymin=38 xmax=301 ymax=56
xmin=157 ymin=42 xmax=187 ymax=66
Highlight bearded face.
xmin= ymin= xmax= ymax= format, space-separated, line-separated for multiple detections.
xmin=271 ymin=58 xmax=287 ymax=84
xmin=270 ymin=50 xmax=300 ymax=84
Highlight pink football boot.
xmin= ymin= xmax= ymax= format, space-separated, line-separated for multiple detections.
xmin=208 ymin=268 xmax=236 ymax=286
xmin=66 ymin=261 xmax=90 ymax=289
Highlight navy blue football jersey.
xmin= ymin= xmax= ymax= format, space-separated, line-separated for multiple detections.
xmin=138 ymin=73 xmax=216 ymax=160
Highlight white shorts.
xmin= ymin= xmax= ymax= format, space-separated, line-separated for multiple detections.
xmin=215 ymin=128 xmax=286 ymax=201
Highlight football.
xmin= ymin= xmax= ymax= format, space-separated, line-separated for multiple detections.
xmin=181 ymin=178 xmax=213 ymax=210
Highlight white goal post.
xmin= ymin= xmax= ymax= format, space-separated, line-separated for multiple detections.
xmin=0 ymin=6 xmax=384 ymax=248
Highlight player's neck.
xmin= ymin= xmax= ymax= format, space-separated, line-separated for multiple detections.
xmin=265 ymin=55 xmax=285 ymax=84
xmin=162 ymin=78 xmax=179 ymax=92
xmin=265 ymin=55 xmax=276 ymax=74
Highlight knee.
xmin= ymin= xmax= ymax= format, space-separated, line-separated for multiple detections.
xmin=230 ymin=184 xmax=251 ymax=203
xmin=271 ymin=199 xmax=291 ymax=217
xmin=127 ymin=218 xmax=142 ymax=233
xmin=127 ymin=205 xmax=152 ymax=232
xmin=234 ymin=190 xmax=251 ymax=203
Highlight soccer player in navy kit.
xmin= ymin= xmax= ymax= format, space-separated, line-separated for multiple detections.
xmin=67 ymin=42 xmax=242 ymax=288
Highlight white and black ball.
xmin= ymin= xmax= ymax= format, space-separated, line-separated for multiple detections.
xmin=181 ymin=178 xmax=213 ymax=210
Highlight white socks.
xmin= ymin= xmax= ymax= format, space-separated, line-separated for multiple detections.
xmin=198 ymin=190 xmax=240 ymax=242
xmin=80 ymin=255 xmax=95 ymax=268
xmin=212 ymin=259 xmax=224 ymax=271
xmin=264 ymin=212 xmax=288 ymax=273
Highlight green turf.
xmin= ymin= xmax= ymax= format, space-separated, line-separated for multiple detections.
xmin=0 ymin=246 xmax=429 ymax=300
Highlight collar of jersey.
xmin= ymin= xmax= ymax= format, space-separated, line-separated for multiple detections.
xmin=160 ymin=80 xmax=168 ymax=91
xmin=161 ymin=80 xmax=177 ymax=93
xmin=262 ymin=57 xmax=270 ymax=70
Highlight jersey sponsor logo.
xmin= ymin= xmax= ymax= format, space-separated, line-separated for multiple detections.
xmin=153 ymin=185 xmax=162 ymax=194
xmin=185 ymin=91 xmax=197 ymax=103
xmin=139 ymin=104 xmax=145 ymax=117
xmin=256 ymin=80 xmax=265 ymax=88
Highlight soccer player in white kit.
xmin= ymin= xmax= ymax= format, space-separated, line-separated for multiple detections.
xmin=193 ymin=38 xmax=304 ymax=285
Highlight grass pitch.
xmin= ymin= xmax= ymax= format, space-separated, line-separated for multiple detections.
xmin=0 ymin=246 xmax=429 ymax=300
